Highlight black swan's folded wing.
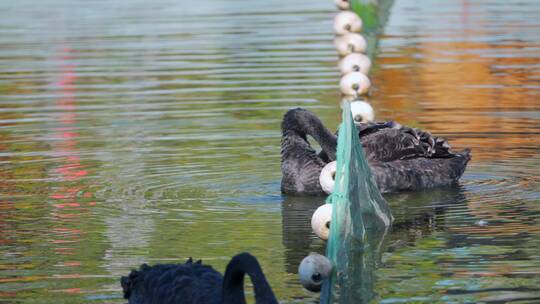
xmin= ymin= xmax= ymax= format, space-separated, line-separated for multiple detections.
xmin=371 ymin=149 xmax=471 ymax=193
xmin=359 ymin=122 xmax=454 ymax=162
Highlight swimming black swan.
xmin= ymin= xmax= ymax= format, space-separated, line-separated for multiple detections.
xmin=281 ymin=108 xmax=471 ymax=195
xmin=121 ymin=252 xmax=278 ymax=304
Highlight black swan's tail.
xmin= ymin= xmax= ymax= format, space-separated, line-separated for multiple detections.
xmin=451 ymin=148 xmax=472 ymax=180
xmin=460 ymin=148 xmax=472 ymax=161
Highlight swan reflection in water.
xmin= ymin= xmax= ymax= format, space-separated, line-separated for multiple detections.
xmin=280 ymin=187 xmax=468 ymax=301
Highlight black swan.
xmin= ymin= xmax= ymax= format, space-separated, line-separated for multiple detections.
xmin=121 ymin=252 xmax=278 ymax=304
xmin=280 ymin=107 xmax=471 ymax=195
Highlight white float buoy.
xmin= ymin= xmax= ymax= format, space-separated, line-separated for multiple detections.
xmin=311 ymin=203 xmax=332 ymax=240
xmin=298 ymin=253 xmax=333 ymax=292
xmin=319 ymin=161 xmax=337 ymax=195
xmin=340 ymin=72 xmax=371 ymax=96
xmin=333 ymin=11 xmax=362 ymax=35
xmin=339 ymin=53 xmax=371 ymax=75
xmin=334 ymin=33 xmax=367 ymax=56
xmin=334 ymin=0 xmax=351 ymax=10
xmin=350 ymin=100 xmax=375 ymax=123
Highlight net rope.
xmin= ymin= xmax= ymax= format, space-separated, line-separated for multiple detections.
xmin=320 ymin=102 xmax=393 ymax=303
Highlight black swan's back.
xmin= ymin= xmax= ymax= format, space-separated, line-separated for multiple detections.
xmin=121 ymin=253 xmax=278 ymax=304
xmin=370 ymin=149 xmax=471 ymax=193
xmin=357 ymin=121 xmax=472 ymax=192
xmin=357 ymin=121 xmax=458 ymax=162
xmin=121 ymin=258 xmax=223 ymax=304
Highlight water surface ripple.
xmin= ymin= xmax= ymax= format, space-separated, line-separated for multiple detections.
xmin=0 ymin=0 xmax=539 ymax=303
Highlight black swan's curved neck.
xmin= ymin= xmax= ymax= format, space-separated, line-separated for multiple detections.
xmin=281 ymin=108 xmax=337 ymax=160
xmin=222 ymin=253 xmax=277 ymax=304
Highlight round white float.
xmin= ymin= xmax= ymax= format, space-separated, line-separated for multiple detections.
xmin=339 ymin=53 xmax=371 ymax=75
xmin=350 ymin=100 xmax=375 ymax=123
xmin=319 ymin=161 xmax=337 ymax=195
xmin=333 ymin=11 xmax=362 ymax=35
xmin=334 ymin=33 xmax=367 ymax=56
xmin=311 ymin=203 xmax=332 ymax=240
xmin=340 ymin=72 xmax=371 ymax=96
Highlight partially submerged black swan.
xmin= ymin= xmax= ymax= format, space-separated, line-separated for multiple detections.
xmin=281 ymin=107 xmax=471 ymax=195
xmin=121 ymin=252 xmax=278 ymax=304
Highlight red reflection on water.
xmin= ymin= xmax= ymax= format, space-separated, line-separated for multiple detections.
xmin=47 ymin=48 xmax=94 ymax=273
xmin=0 ymin=291 xmax=18 ymax=297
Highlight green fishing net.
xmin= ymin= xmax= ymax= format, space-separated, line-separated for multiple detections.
xmin=321 ymin=102 xmax=393 ymax=303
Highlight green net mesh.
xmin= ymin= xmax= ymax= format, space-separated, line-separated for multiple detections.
xmin=320 ymin=102 xmax=393 ymax=303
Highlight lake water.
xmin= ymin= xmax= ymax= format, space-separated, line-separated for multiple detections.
xmin=0 ymin=0 xmax=539 ymax=303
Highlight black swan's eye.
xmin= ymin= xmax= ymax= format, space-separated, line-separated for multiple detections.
xmin=312 ymin=273 xmax=322 ymax=282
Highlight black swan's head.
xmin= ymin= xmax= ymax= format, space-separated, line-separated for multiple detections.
xmin=222 ymin=252 xmax=278 ymax=304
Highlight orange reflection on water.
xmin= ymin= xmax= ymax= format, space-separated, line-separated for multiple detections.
xmin=371 ymin=2 xmax=540 ymax=250
xmin=373 ymin=5 xmax=540 ymax=162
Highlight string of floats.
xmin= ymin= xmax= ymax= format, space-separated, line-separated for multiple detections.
xmin=297 ymin=0 xmax=373 ymax=293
